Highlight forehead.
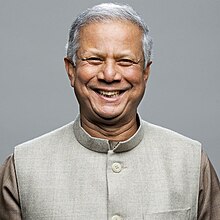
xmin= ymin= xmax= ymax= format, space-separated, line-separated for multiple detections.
xmin=79 ymin=20 xmax=143 ymax=45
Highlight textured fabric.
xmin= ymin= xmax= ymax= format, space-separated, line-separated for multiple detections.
xmin=0 ymin=156 xmax=21 ymax=219
xmin=13 ymin=116 xmax=201 ymax=219
xmin=197 ymin=151 xmax=220 ymax=219
xmin=1 ymin=152 xmax=220 ymax=220
xmin=0 ymin=117 xmax=220 ymax=219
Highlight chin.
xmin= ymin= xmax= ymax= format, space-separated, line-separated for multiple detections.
xmin=94 ymin=111 xmax=123 ymax=121
xmin=97 ymin=112 xmax=120 ymax=120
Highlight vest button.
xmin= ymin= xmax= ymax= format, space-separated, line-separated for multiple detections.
xmin=112 ymin=214 xmax=122 ymax=220
xmin=112 ymin=162 xmax=122 ymax=173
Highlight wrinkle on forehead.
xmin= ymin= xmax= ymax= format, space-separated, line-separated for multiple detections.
xmin=78 ymin=20 xmax=143 ymax=59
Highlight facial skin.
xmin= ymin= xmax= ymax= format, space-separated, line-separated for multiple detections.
xmin=65 ymin=21 xmax=151 ymax=141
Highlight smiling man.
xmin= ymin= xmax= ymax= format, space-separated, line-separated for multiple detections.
xmin=0 ymin=3 xmax=220 ymax=220
xmin=64 ymin=20 xmax=150 ymax=141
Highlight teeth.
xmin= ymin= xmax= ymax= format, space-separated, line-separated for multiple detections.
xmin=98 ymin=90 xmax=120 ymax=97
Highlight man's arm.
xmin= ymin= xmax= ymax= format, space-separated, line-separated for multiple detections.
xmin=0 ymin=155 xmax=22 ymax=219
xmin=198 ymin=151 xmax=220 ymax=219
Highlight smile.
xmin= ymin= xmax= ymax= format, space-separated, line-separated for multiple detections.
xmin=95 ymin=90 xmax=123 ymax=98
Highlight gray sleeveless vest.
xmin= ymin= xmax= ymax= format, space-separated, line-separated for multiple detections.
xmin=14 ymin=116 xmax=201 ymax=220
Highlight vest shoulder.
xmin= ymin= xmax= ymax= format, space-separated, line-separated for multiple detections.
xmin=141 ymin=120 xmax=201 ymax=149
xmin=14 ymin=121 xmax=75 ymax=153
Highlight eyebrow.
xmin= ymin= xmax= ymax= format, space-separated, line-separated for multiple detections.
xmin=79 ymin=49 xmax=141 ymax=60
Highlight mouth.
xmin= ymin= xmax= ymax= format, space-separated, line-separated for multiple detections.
xmin=94 ymin=89 xmax=125 ymax=98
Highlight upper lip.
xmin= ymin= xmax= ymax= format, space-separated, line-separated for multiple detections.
xmin=92 ymin=88 xmax=129 ymax=95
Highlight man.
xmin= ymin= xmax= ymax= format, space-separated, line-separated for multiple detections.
xmin=0 ymin=3 xmax=219 ymax=219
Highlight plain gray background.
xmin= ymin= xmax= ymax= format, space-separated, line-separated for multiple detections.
xmin=0 ymin=0 xmax=219 ymax=177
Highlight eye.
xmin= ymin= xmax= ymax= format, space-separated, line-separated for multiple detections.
xmin=117 ymin=59 xmax=137 ymax=67
xmin=81 ymin=57 xmax=103 ymax=65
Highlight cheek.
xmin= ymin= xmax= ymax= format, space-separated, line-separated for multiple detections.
xmin=124 ymin=69 xmax=145 ymax=85
xmin=75 ymin=68 xmax=95 ymax=84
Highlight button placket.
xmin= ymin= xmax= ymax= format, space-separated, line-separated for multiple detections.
xmin=107 ymin=151 xmax=125 ymax=220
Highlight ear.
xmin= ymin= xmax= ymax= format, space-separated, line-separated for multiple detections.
xmin=143 ymin=61 xmax=152 ymax=82
xmin=64 ymin=57 xmax=76 ymax=87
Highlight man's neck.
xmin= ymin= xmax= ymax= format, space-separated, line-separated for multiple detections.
xmin=80 ymin=114 xmax=138 ymax=142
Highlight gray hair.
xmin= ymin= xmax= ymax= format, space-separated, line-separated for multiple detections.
xmin=66 ymin=3 xmax=153 ymax=67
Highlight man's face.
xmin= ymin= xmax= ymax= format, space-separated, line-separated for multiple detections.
xmin=65 ymin=21 xmax=151 ymax=123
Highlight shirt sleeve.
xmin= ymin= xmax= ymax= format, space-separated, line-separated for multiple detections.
xmin=0 ymin=154 xmax=22 ymax=220
xmin=198 ymin=150 xmax=220 ymax=219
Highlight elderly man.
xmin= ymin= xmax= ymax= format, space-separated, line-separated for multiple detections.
xmin=0 ymin=3 xmax=219 ymax=220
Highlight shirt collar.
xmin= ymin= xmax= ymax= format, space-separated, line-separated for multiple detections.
xmin=73 ymin=114 xmax=144 ymax=153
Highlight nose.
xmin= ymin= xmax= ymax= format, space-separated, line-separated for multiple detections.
xmin=97 ymin=60 xmax=121 ymax=83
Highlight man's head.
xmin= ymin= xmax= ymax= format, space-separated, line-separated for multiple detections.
xmin=66 ymin=3 xmax=152 ymax=68
xmin=64 ymin=3 xmax=153 ymax=137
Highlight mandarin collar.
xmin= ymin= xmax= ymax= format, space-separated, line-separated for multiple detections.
xmin=73 ymin=114 xmax=144 ymax=153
